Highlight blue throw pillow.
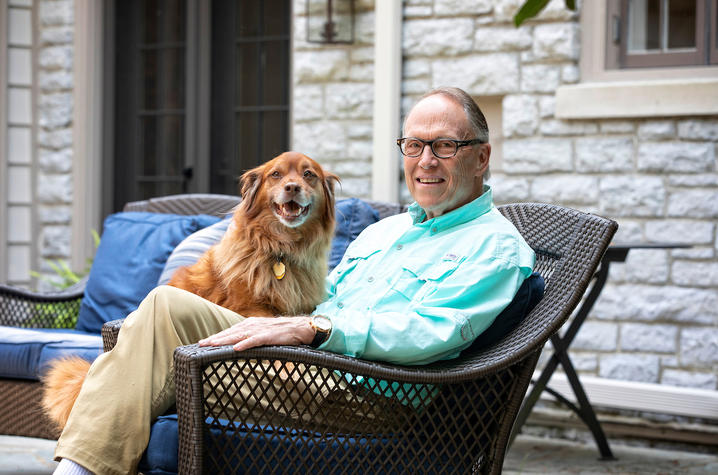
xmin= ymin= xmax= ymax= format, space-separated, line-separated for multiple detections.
xmin=330 ymin=199 xmax=380 ymax=272
xmin=76 ymin=212 xmax=220 ymax=333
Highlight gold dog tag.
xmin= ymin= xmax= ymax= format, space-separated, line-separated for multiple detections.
xmin=273 ymin=261 xmax=286 ymax=280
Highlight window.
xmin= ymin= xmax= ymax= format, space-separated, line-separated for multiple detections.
xmin=607 ymin=0 xmax=718 ymax=68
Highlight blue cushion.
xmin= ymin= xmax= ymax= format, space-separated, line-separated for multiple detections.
xmin=76 ymin=212 xmax=220 ymax=333
xmin=155 ymin=199 xmax=379 ymax=284
xmin=0 ymin=327 xmax=102 ymax=380
xmin=157 ymin=217 xmax=232 ymax=286
xmin=330 ymin=198 xmax=379 ymax=272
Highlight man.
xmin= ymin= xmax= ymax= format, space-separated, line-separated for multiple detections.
xmin=53 ymin=87 xmax=534 ymax=475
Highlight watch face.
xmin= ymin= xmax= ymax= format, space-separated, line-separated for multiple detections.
xmin=313 ymin=316 xmax=332 ymax=332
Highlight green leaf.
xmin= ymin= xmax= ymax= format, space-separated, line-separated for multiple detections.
xmin=513 ymin=0 xmax=551 ymax=27
xmin=565 ymin=0 xmax=576 ymax=10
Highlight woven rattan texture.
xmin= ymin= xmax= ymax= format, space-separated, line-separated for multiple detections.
xmin=0 ymin=380 xmax=61 ymax=439
xmin=169 ymin=202 xmax=617 ymax=475
xmin=124 ymin=194 xmax=241 ymax=218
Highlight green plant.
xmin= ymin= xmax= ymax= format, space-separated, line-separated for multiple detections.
xmin=514 ymin=0 xmax=576 ymax=27
xmin=30 ymin=229 xmax=100 ymax=290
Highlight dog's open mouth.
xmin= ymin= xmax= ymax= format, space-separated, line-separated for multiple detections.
xmin=273 ymin=201 xmax=311 ymax=222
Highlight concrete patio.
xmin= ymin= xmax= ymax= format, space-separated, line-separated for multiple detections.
xmin=2 ymin=433 xmax=717 ymax=474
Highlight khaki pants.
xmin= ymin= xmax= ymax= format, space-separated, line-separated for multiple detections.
xmin=55 ymin=285 xmax=329 ymax=475
xmin=55 ymin=286 xmax=406 ymax=475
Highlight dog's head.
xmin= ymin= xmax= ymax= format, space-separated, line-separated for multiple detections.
xmin=239 ymin=152 xmax=339 ymax=229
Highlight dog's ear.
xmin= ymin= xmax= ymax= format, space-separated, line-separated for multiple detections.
xmin=322 ymin=172 xmax=341 ymax=221
xmin=239 ymin=167 xmax=263 ymax=215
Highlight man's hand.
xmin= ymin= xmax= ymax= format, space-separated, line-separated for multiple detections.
xmin=198 ymin=316 xmax=315 ymax=351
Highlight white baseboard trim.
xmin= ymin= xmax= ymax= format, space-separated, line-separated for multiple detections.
xmin=540 ymin=373 xmax=718 ymax=420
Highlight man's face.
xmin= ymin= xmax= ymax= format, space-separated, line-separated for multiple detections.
xmin=403 ymin=95 xmax=490 ymax=220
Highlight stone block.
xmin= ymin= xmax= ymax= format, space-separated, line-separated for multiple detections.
xmin=7 ymin=206 xmax=31 ymax=242
xmin=38 ymin=128 xmax=73 ymax=149
xmin=294 ymin=51 xmax=349 ymax=82
xmin=608 ymin=249 xmax=668 ymax=284
xmin=347 ymin=124 xmax=372 ymax=139
xmin=599 ymin=121 xmax=635 ymax=134
xmin=620 ymin=323 xmax=676 ymax=353
xmin=567 ymin=353 xmax=598 ymax=372
xmin=39 ymin=92 xmax=73 ymax=128
xmin=533 ymin=23 xmax=579 ymax=61
xmin=667 ymin=190 xmax=718 ymax=218
xmin=672 ymin=261 xmax=718 ymax=287
xmin=668 ymin=174 xmax=718 ymax=187
xmin=351 ymin=46 xmax=374 ymax=63
xmin=637 ymin=142 xmax=714 ymax=173
xmin=435 ymin=0 xmax=492 ymax=15
xmin=599 ymin=354 xmax=659 ymax=383
xmin=680 ymin=327 xmax=718 ymax=366
xmin=486 ymin=175 xmax=529 ymax=202
xmin=403 ymin=18 xmax=474 ymax=56
xmin=39 ymin=0 xmax=74 ymax=26
xmin=350 ymin=63 xmax=374 ymax=81
xmin=37 ymin=174 xmax=73 ymax=204
xmin=403 ymin=59 xmax=430 ymax=79
xmin=38 ymin=205 xmax=72 ymax=224
xmin=326 ymin=83 xmax=373 ymax=119
xmin=598 ymin=176 xmax=664 ymax=217
xmin=575 ymin=137 xmax=634 ymax=173
xmin=502 ymin=138 xmax=572 ymax=173
xmin=38 ymin=148 xmax=72 ymax=173
xmin=572 ymin=321 xmax=618 ymax=351
xmin=561 ymin=64 xmax=579 ymax=83
xmin=612 ymin=220 xmax=643 ymax=243
xmin=637 ymin=120 xmax=676 ymax=139
xmin=521 ymin=64 xmax=561 ymax=93
xmin=293 ymin=121 xmax=347 ymax=161
xmin=661 ymin=369 xmax=717 ymax=390
xmin=645 ymin=220 xmax=714 ymax=245
xmin=40 ymin=25 xmax=73 ymax=45
xmin=39 ymin=71 xmax=74 ymax=91
xmin=355 ymin=11 xmax=375 ymax=44
xmin=39 ymin=46 xmax=73 ymax=70
xmin=540 ymin=119 xmax=598 ymax=136
xmin=403 ymin=78 xmax=432 ymax=95
xmin=8 ymin=48 xmax=32 ymax=85
xmin=530 ymin=175 xmax=599 ymax=205
xmin=404 ymin=5 xmax=432 ymax=17
xmin=538 ymin=96 xmax=555 ymax=118
xmin=592 ymin=284 xmax=718 ymax=324
xmin=347 ymin=139 xmax=373 ymax=161
xmin=7 ymin=245 xmax=31 ymax=282
xmin=41 ymin=225 xmax=71 ymax=257
xmin=502 ymin=94 xmax=538 ymax=137
xmin=8 ymin=9 xmax=32 ymax=46
xmin=677 ymin=119 xmax=718 ymax=141
xmin=672 ymin=247 xmax=714 ymax=259
xmin=431 ymin=54 xmax=520 ymax=96
xmin=293 ymin=85 xmax=324 ymax=121
xmin=8 ymin=88 xmax=32 ymax=125
xmin=338 ymin=177 xmax=371 ymax=198
xmin=474 ymin=26 xmax=532 ymax=52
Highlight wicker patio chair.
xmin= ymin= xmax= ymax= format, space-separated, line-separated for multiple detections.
xmin=0 ymin=194 xmax=240 ymax=440
xmin=104 ymin=201 xmax=617 ymax=474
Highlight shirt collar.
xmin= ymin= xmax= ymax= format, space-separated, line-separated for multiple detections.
xmin=407 ymin=185 xmax=494 ymax=232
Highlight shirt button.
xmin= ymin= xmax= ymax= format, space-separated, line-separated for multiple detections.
xmin=368 ymin=276 xmax=375 ymax=283
xmin=337 ymin=302 xmax=344 ymax=309
xmin=432 ymin=227 xmax=438 ymax=233
xmin=396 ymin=244 xmax=403 ymax=250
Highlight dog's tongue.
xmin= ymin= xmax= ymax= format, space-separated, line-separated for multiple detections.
xmin=281 ymin=201 xmax=302 ymax=217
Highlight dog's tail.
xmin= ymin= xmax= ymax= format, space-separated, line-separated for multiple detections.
xmin=41 ymin=356 xmax=91 ymax=431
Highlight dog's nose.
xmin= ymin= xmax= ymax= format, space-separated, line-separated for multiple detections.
xmin=284 ymin=182 xmax=300 ymax=193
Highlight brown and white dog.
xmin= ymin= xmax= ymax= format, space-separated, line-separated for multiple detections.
xmin=42 ymin=151 xmax=339 ymax=430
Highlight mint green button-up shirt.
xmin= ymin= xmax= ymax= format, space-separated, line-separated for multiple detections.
xmin=314 ymin=186 xmax=535 ymax=366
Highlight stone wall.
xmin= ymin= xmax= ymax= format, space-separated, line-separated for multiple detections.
xmin=291 ymin=0 xmax=376 ymax=199
xmin=398 ymin=0 xmax=718 ymax=390
xmin=35 ymin=0 xmax=75 ymax=288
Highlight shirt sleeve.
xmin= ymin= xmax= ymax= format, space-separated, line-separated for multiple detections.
xmin=317 ymin=255 xmax=532 ymax=366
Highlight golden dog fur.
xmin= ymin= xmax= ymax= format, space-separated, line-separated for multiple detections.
xmin=42 ymin=152 xmax=338 ymax=431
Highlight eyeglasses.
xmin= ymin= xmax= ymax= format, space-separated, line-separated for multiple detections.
xmin=396 ymin=137 xmax=485 ymax=159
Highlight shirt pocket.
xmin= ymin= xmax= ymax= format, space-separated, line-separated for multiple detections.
xmin=391 ymin=257 xmax=461 ymax=302
xmin=334 ymin=245 xmax=381 ymax=287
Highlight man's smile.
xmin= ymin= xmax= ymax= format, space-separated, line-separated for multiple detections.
xmin=417 ymin=177 xmax=445 ymax=184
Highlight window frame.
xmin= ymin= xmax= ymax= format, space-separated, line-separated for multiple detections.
xmin=613 ymin=0 xmax=707 ymax=69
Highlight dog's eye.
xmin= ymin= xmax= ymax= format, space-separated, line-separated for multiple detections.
xmin=303 ymin=170 xmax=316 ymax=179
xmin=270 ymin=171 xmax=281 ymax=179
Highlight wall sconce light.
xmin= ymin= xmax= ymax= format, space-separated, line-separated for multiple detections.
xmin=306 ymin=0 xmax=355 ymax=44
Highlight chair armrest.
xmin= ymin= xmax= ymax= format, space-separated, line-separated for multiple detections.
xmin=101 ymin=319 xmax=125 ymax=352
xmin=0 ymin=276 xmax=87 ymax=328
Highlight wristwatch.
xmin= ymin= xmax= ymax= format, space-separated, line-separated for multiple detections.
xmin=309 ymin=315 xmax=332 ymax=348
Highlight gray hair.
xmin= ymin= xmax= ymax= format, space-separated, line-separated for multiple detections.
xmin=419 ymin=86 xmax=489 ymax=143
